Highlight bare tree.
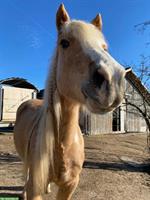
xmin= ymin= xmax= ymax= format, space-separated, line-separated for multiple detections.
xmin=135 ymin=20 xmax=150 ymax=31
xmin=122 ymin=20 xmax=150 ymax=135
xmin=122 ymin=64 xmax=149 ymax=152
xmin=125 ymin=65 xmax=150 ymax=130
xmin=135 ymin=55 xmax=150 ymax=90
xmin=134 ymin=20 xmax=150 ymax=46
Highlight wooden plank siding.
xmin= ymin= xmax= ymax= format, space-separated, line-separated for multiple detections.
xmin=124 ymin=79 xmax=148 ymax=133
xmin=125 ymin=105 xmax=147 ymax=132
xmin=79 ymin=110 xmax=112 ymax=135
xmin=90 ymin=112 xmax=112 ymax=134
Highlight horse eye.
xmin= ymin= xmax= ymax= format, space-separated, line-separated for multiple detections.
xmin=60 ymin=39 xmax=70 ymax=49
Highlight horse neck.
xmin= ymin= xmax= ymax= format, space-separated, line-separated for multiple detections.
xmin=44 ymin=85 xmax=80 ymax=145
xmin=45 ymin=88 xmax=80 ymax=144
xmin=44 ymin=53 xmax=80 ymax=145
xmin=59 ymin=96 xmax=80 ymax=145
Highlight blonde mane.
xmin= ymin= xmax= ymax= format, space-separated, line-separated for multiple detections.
xmin=32 ymin=51 xmax=61 ymax=194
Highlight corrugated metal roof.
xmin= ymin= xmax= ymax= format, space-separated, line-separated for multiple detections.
xmin=0 ymin=77 xmax=38 ymax=90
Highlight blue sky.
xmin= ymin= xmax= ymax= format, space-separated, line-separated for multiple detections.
xmin=0 ymin=0 xmax=150 ymax=89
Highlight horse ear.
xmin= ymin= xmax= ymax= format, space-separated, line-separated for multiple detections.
xmin=56 ymin=4 xmax=70 ymax=30
xmin=91 ymin=14 xmax=102 ymax=30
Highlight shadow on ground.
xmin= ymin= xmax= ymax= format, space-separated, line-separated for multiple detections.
xmin=0 ymin=153 xmax=21 ymax=163
xmin=0 ymin=186 xmax=23 ymax=191
xmin=83 ymin=160 xmax=150 ymax=174
xmin=0 ymin=126 xmax=14 ymax=133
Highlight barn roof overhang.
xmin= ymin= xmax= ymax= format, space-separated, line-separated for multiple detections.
xmin=0 ymin=77 xmax=38 ymax=91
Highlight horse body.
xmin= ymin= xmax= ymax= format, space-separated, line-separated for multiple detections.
xmin=14 ymin=59 xmax=84 ymax=197
xmin=14 ymin=4 xmax=127 ymax=200
xmin=14 ymin=99 xmax=43 ymax=160
xmin=14 ymin=97 xmax=84 ymax=199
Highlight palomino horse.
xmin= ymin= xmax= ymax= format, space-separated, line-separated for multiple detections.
xmin=14 ymin=4 xmax=127 ymax=200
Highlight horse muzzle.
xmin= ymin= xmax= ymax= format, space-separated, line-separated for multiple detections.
xmin=82 ymin=63 xmax=125 ymax=114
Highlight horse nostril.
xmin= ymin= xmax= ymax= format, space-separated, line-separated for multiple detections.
xmin=92 ymin=70 xmax=105 ymax=88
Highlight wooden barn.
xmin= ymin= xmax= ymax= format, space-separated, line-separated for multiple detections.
xmin=0 ymin=78 xmax=37 ymax=124
xmin=38 ymin=69 xmax=150 ymax=134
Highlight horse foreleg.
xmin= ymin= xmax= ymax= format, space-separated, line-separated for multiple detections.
xmin=26 ymin=173 xmax=42 ymax=200
xmin=56 ymin=176 xmax=79 ymax=200
xmin=22 ymin=182 xmax=27 ymax=200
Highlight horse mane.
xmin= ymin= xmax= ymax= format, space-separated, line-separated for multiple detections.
xmin=32 ymin=51 xmax=61 ymax=194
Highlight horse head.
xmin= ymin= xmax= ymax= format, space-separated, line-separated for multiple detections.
xmin=56 ymin=4 xmax=126 ymax=114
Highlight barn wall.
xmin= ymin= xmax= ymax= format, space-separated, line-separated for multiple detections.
xmin=140 ymin=118 xmax=147 ymax=132
xmin=120 ymin=105 xmax=125 ymax=132
xmin=79 ymin=110 xmax=112 ymax=135
xmin=126 ymin=111 xmax=141 ymax=132
xmin=90 ymin=112 xmax=112 ymax=134
xmin=125 ymin=80 xmax=148 ymax=132
xmin=0 ymin=85 xmax=36 ymax=122
xmin=125 ymin=104 xmax=147 ymax=132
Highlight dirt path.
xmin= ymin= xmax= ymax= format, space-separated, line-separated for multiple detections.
xmin=0 ymin=133 xmax=150 ymax=200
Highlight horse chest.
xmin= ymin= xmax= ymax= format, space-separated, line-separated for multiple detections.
xmin=54 ymin=142 xmax=84 ymax=185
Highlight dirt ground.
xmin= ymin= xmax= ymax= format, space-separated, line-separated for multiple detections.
xmin=0 ymin=132 xmax=150 ymax=200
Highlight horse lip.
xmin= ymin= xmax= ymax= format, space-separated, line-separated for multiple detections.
xmin=82 ymin=86 xmax=100 ymax=102
xmin=82 ymin=86 xmax=117 ymax=114
xmin=82 ymin=84 xmax=116 ymax=112
xmin=82 ymin=87 xmax=97 ymax=102
xmin=87 ymin=98 xmax=114 ymax=114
